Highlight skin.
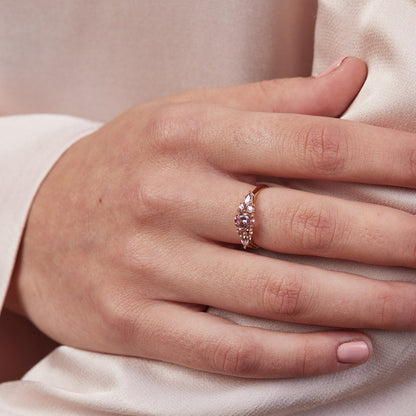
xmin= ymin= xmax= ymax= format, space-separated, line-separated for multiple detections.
xmin=5 ymin=57 xmax=416 ymax=378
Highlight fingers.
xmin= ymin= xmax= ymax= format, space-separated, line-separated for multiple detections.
xmin=161 ymin=56 xmax=367 ymax=116
xmin=143 ymin=97 xmax=416 ymax=189
xmin=192 ymin=106 xmax=416 ymax=189
xmin=167 ymin=243 xmax=416 ymax=331
xmin=254 ymin=188 xmax=416 ymax=266
xmin=194 ymin=181 xmax=416 ymax=268
xmin=118 ymin=301 xmax=371 ymax=378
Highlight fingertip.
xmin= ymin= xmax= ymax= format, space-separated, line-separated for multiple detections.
xmin=317 ymin=56 xmax=349 ymax=77
xmin=316 ymin=56 xmax=367 ymax=79
xmin=299 ymin=333 xmax=373 ymax=377
xmin=308 ymin=56 xmax=368 ymax=117
xmin=341 ymin=56 xmax=368 ymax=89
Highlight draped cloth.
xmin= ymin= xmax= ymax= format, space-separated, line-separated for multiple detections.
xmin=1 ymin=1 xmax=416 ymax=414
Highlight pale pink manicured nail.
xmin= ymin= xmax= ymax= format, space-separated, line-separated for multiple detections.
xmin=317 ymin=56 xmax=348 ymax=77
xmin=337 ymin=341 xmax=370 ymax=364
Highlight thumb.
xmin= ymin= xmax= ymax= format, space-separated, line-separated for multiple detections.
xmin=167 ymin=56 xmax=367 ymax=118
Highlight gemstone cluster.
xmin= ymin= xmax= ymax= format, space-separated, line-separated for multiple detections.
xmin=234 ymin=192 xmax=256 ymax=249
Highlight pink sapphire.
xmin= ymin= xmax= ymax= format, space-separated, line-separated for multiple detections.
xmin=234 ymin=213 xmax=254 ymax=229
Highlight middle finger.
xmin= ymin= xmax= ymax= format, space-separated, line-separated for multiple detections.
xmin=197 ymin=107 xmax=416 ymax=188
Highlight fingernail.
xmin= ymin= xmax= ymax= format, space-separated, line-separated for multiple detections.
xmin=317 ymin=56 xmax=348 ymax=77
xmin=337 ymin=341 xmax=370 ymax=364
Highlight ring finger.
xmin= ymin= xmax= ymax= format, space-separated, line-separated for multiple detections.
xmin=190 ymin=178 xmax=416 ymax=268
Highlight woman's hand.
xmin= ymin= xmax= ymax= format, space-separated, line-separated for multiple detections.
xmin=7 ymin=57 xmax=416 ymax=378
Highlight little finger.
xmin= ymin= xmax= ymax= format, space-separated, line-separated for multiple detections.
xmin=166 ymin=243 xmax=416 ymax=330
xmin=117 ymin=301 xmax=372 ymax=378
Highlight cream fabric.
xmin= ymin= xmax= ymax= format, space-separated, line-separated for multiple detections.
xmin=0 ymin=0 xmax=315 ymax=122
xmin=1 ymin=0 xmax=416 ymax=414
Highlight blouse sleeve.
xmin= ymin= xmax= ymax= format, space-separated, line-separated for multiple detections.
xmin=0 ymin=114 xmax=101 ymax=311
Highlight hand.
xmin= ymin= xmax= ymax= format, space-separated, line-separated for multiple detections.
xmin=7 ymin=57 xmax=416 ymax=378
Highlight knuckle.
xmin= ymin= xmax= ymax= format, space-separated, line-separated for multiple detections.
xmin=274 ymin=338 xmax=320 ymax=378
xmin=207 ymin=337 xmax=259 ymax=375
xmin=121 ymin=233 xmax=161 ymax=277
xmin=301 ymin=123 xmax=349 ymax=175
xmin=144 ymin=102 xmax=206 ymax=152
xmin=101 ymin=294 xmax=139 ymax=347
xmin=374 ymin=286 xmax=397 ymax=328
xmin=259 ymin=271 xmax=310 ymax=318
xmin=288 ymin=202 xmax=339 ymax=251
xmin=133 ymin=174 xmax=189 ymax=229
xmin=373 ymin=283 xmax=416 ymax=329
xmin=412 ymin=240 xmax=416 ymax=268
xmin=100 ymin=288 xmax=158 ymax=349
xmin=402 ymin=218 xmax=416 ymax=268
xmin=135 ymin=175 xmax=170 ymax=215
xmin=295 ymin=340 xmax=316 ymax=377
xmin=408 ymin=149 xmax=416 ymax=182
xmin=255 ymin=79 xmax=281 ymax=113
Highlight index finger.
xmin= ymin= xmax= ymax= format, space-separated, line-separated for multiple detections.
xmin=162 ymin=57 xmax=367 ymax=116
xmin=199 ymin=109 xmax=416 ymax=189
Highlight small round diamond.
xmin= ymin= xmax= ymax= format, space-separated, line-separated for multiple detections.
xmin=246 ymin=205 xmax=255 ymax=213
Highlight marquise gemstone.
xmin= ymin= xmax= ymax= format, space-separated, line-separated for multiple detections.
xmin=241 ymin=236 xmax=250 ymax=248
xmin=244 ymin=193 xmax=254 ymax=205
